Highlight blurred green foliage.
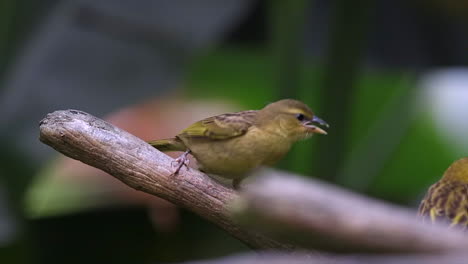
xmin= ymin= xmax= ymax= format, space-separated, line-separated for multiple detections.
xmin=371 ymin=117 xmax=454 ymax=203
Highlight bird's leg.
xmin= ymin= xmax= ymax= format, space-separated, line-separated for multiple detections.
xmin=171 ymin=150 xmax=191 ymax=175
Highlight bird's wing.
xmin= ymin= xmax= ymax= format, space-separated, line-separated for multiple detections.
xmin=178 ymin=110 xmax=258 ymax=140
xmin=418 ymin=181 xmax=468 ymax=228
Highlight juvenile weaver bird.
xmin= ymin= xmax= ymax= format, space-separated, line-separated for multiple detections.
xmin=148 ymin=99 xmax=328 ymax=189
xmin=418 ymin=157 xmax=468 ymax=228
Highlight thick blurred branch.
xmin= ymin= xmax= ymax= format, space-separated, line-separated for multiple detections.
xmin=178 ymin=252 xmax=468 ymax=264
xmin=38 ymin=110 xmax=294 ymax=250
xmin=232 ymin=171 xmax=468 ymax=253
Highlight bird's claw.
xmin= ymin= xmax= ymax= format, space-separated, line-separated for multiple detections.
xmin=171 ymin=150 xmax=191 ymax=175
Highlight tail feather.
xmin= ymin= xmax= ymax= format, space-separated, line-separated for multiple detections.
xmin=147 ymin=137 xmax=186 ymax=152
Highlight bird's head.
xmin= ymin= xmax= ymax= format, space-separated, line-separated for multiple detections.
xmin=442 ymin=157 xmax=468 ymax=183
xmin=257 ymin=99 xmax=328 ymax=141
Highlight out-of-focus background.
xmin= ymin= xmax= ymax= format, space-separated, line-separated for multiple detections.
xmin=1 ymin=0 xmax=468 ymax=263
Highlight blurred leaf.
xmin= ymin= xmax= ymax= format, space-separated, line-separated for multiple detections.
xmin=188 ymin=47 xmax=276 ymax=108
xmin=369 ymin=116 xmax=456 ymax=204
xmin=268 ymin=0 xmax=309 ymax=99
xmin=314 ymin=0 xmax=375 ymax=181
xmin=336 ymin=74 xmax=415 ymax=191
xmin=24 ymin=160 xmax=118 ymax=219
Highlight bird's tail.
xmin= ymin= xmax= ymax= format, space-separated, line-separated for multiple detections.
xmin=147 ymin=137 xmax=187 ymax=152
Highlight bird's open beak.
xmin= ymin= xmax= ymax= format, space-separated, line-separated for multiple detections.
xmin=303 ymin=116 xmax=329 ymax=135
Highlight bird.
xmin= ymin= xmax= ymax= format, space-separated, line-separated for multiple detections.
xmin=418 ymin=157 xmax=468 ymax=228
xmin=148 ymin=99 xmax=328 ymax=189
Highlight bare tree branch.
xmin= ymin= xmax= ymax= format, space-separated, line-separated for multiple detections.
xmin=38 ymin=109 xmax=295 ymax=250
xmin=231 ymin=173 xmax=468 ymax=253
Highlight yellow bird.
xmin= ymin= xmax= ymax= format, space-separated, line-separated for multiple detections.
xmin=148 ymin=99 xmax=328 ymax=188
xmin=418 ymin=157 xmax=468 ymax=228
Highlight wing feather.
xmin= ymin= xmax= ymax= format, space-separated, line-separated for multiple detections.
xmin=178 ymin=110 xmax=257 ymax=140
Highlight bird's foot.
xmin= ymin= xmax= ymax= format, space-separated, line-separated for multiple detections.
xmin=171 ymin=150 xmax=191 ymax=175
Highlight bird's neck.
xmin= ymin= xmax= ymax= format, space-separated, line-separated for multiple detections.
xmin=254 ymin=115 xmax=288 ymax=139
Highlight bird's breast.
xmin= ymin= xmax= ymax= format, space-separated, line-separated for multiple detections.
xmin=182 ymin=127 xmax=291 ymax=178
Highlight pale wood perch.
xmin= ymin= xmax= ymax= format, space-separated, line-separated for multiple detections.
xmin=39 ymin=109 xmax=468 ymax=254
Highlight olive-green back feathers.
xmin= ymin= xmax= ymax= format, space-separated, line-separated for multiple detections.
xmin=150 ymin=99 xmax=314 ymax=145
xmin=178 ymin=110 xmax=257 ymax=140
xmin=148 ymin=110 xmax=258 ymax=152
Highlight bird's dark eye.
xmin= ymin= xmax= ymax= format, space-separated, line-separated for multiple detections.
xmin=296 ymin=113 xmax=305 ymax=121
